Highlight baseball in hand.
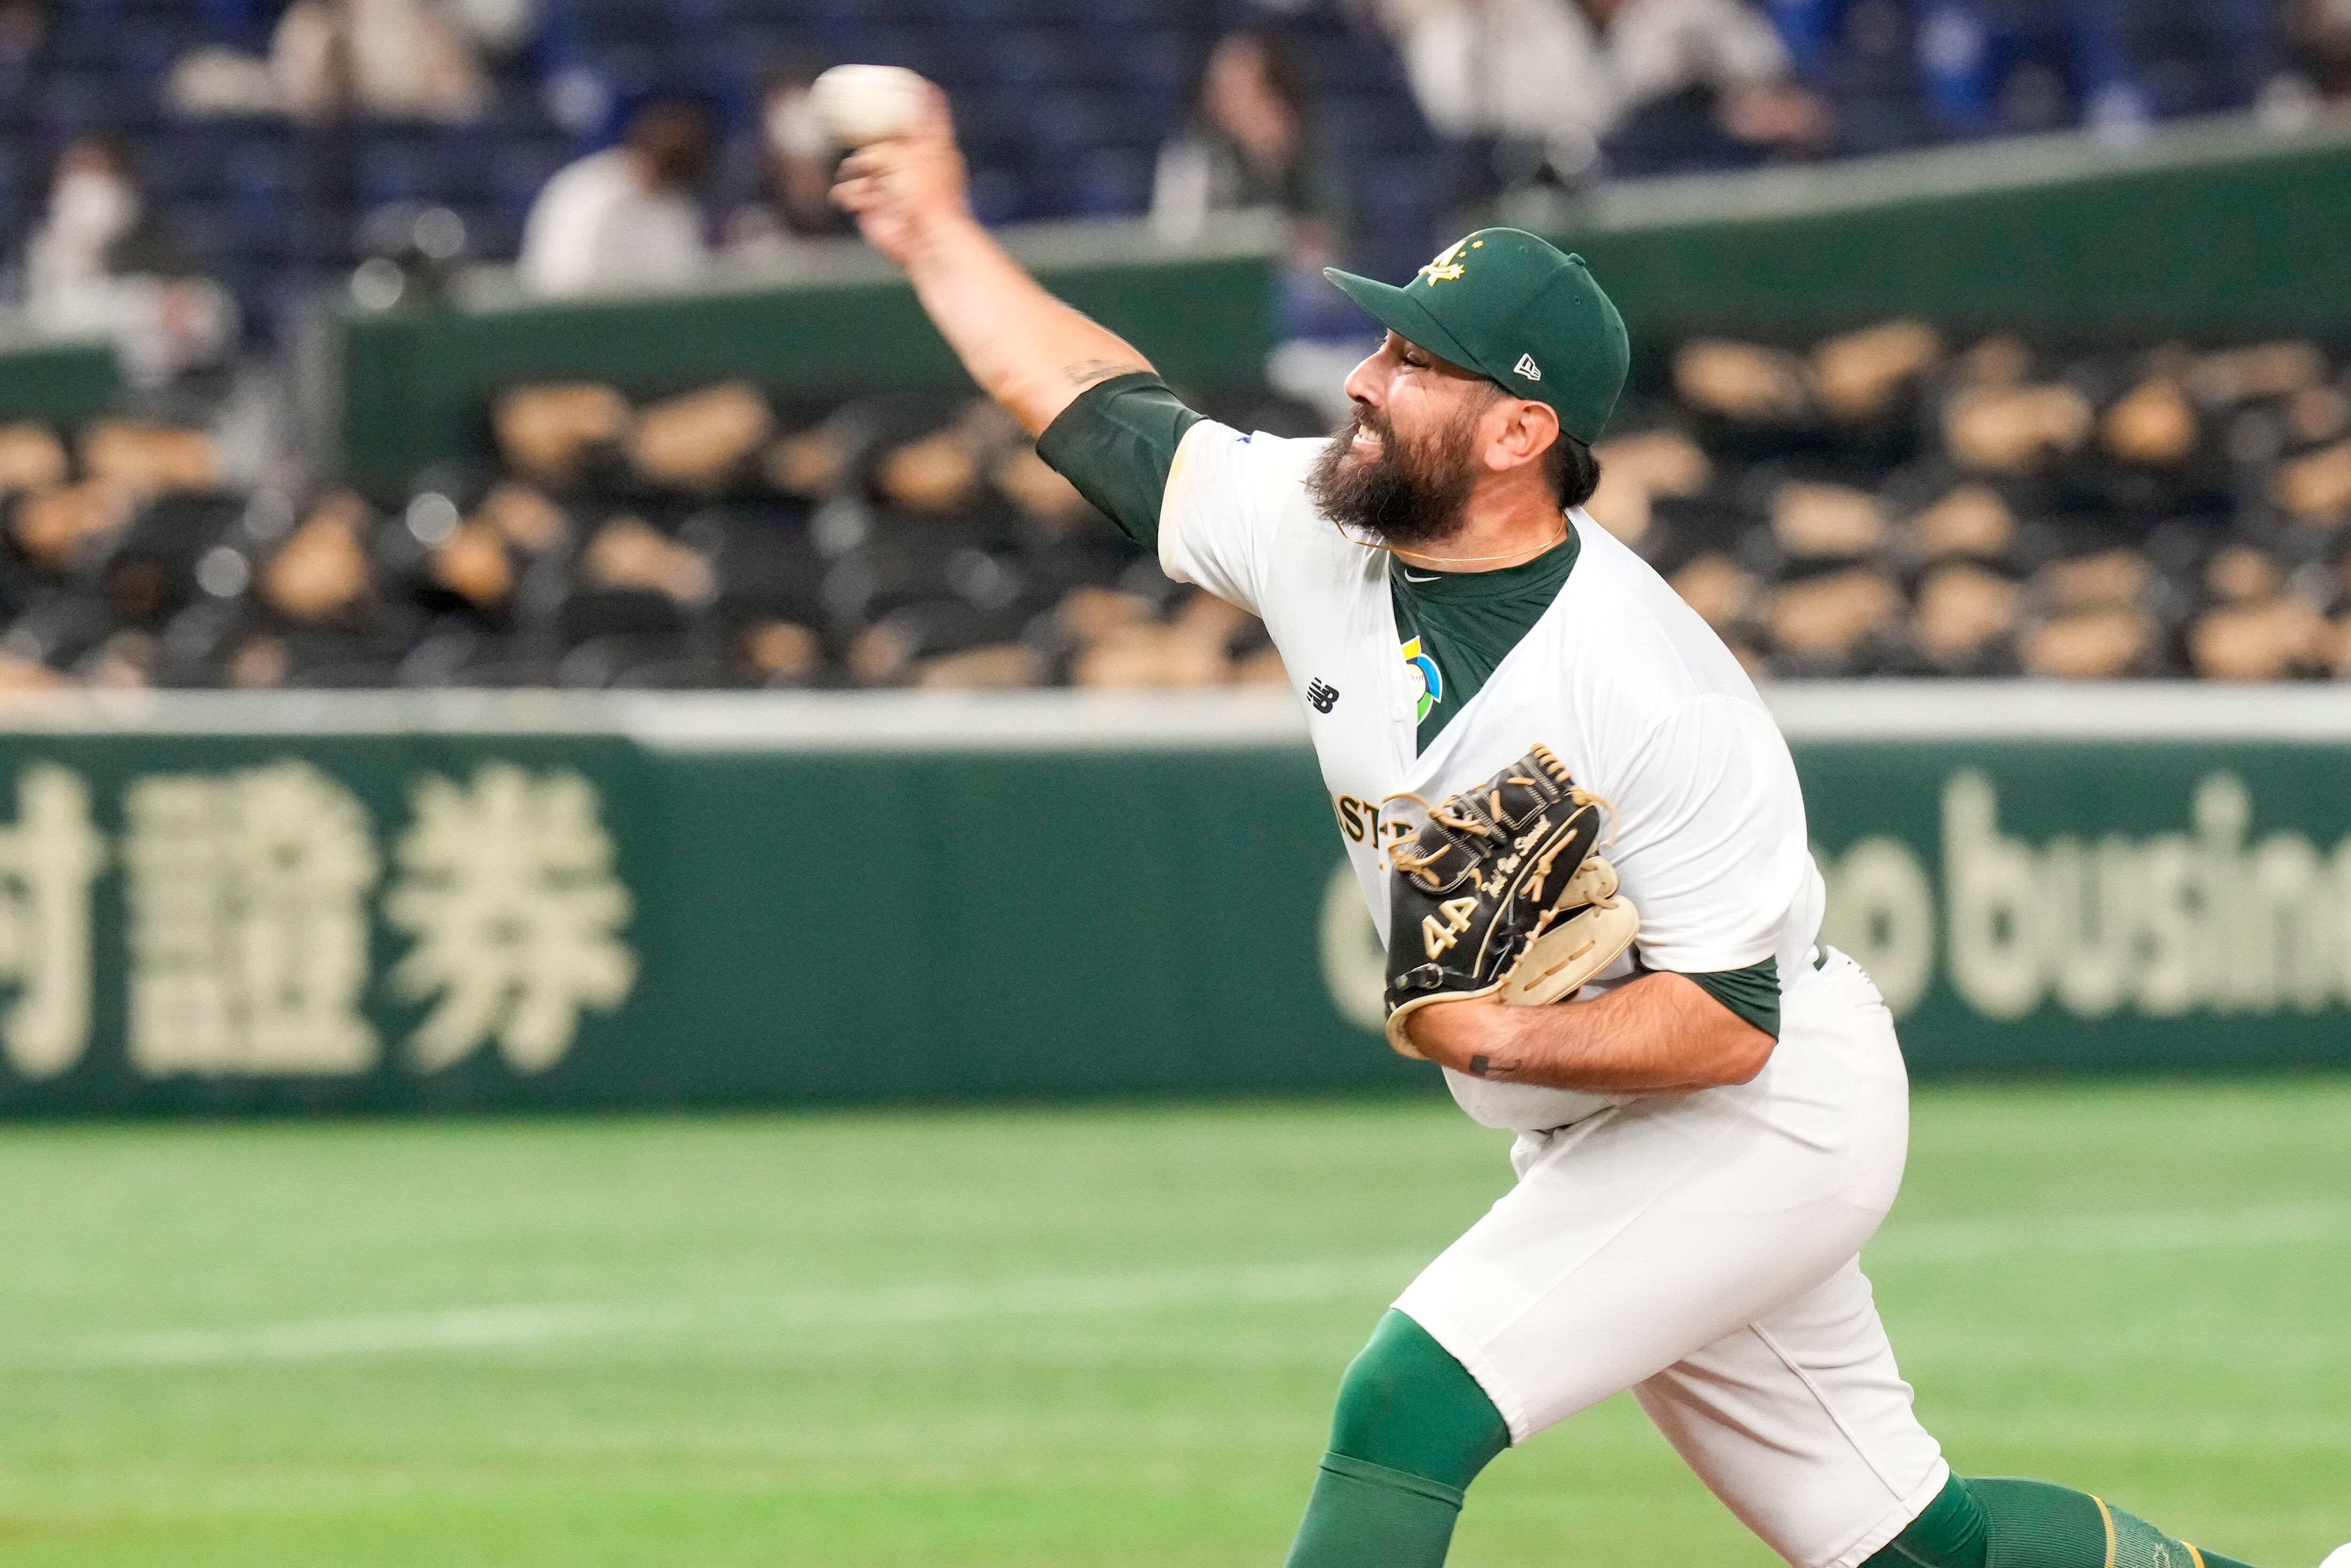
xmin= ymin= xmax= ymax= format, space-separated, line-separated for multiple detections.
xmin=809 ymin=65 xmax=930 ymax=146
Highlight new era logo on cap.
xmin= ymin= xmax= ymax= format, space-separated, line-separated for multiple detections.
xmin=1513 ymin=354 xmax=1542 ymax=382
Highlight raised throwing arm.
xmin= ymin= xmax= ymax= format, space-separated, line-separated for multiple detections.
xmin=831 ymin=84 xmax=1153 ymax=434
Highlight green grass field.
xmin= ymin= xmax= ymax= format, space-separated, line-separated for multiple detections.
xmin=0 ymin=1080 xmax=2344 ymax=1567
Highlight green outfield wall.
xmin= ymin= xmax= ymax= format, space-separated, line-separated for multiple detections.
xmin=0 ymin=685 xmax=2340 ymax=1114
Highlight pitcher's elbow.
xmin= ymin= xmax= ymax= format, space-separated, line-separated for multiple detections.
xmin=1715 ymin=1028 xmax=1777 ymax=1086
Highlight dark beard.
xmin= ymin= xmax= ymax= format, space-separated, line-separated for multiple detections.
xmin=1304 ymin=403 xmax=1483 ymax=552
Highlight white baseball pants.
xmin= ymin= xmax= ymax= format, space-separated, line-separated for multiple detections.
xmin=1393 ymin=947 xmax=1950 ymax=1568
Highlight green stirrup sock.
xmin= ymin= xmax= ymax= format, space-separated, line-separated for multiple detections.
xmin=1871 ymin=1474 xmax=1991 ymax=1568
xmin=1865 ymin=1476 xmax=2263 ymax=1568
xmin=1973 ymin=1478 xmax=2260 ymax=1568
xmin=1285 ymin=1454 xmax=1467 ymax=1568
xmin=1283 ymin=1310 xmax=1512 ymax=1568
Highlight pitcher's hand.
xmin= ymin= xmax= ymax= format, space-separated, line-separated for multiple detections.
xmin=831 ymin=83 xmax=971 ymax=266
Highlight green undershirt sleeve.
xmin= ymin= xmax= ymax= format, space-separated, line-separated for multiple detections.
xmin=1031 ymin=371 xmax=1202 ymax=548
xmin=1679 ymin=956 xmax=1780 ymax=1039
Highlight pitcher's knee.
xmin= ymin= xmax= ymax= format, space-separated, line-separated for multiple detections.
xmin=1325 ymin=1310 xmax=1510 ymax=1492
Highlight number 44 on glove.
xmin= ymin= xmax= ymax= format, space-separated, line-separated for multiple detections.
xmin=1382 ymin=744 xmax=1641 ymax=1060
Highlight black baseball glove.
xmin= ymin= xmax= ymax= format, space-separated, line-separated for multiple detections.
xmin=1382 ymin=743 xmax=1641 ymax=1058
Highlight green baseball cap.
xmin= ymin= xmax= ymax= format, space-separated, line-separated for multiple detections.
xmin=1324 ymin=229 xmax=1629 ymax=446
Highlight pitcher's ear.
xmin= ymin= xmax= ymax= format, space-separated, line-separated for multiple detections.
xmin=1484 ymin=397 xmax=1559 ymax=474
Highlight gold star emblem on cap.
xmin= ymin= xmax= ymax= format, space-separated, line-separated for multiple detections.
xmin=1418 ymin=241 xmax=1468 ymax=285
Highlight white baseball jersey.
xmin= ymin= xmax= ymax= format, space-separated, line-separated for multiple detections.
xmin=1156 ymin=419 xmax=1948 ymax=1564
xmin=1158 ymin=419 xmax=1829 ymax=1134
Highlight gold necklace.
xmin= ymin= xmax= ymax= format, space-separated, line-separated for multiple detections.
xmin=1339 ymin=518 xmax=1572 ymax=571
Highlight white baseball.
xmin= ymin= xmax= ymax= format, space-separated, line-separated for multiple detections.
xmin=2317 ymin=1546 xmax=2351 ymax=1568
xmin=809 ymin=64 xmax=930 ymax=147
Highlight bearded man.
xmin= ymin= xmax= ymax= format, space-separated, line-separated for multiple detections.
xmin=828 ymin=79 xmax=2344 ymax=1568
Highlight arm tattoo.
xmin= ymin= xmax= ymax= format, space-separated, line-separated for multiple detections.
xmin=1466 ymin=1054 xmax=1521 ymax=1081
xmin=1063 ymin=358 xmax=1148 ymax=390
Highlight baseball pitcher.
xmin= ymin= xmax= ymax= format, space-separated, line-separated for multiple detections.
xmin=833 ymin=83 xmax=2343 ymax=1568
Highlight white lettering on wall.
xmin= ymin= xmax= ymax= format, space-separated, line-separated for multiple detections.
xmin=0 ymin=765 xmax=103 ymax=1078
xmin=123 ymin=762 xmax=381 ymax=1077
xmin=1820 ymin=769 xmax=2351 ymax=1022
xmin=384 ymin=765 xmax=635 ymax=1073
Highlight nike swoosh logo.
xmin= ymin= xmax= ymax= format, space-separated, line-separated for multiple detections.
xmin=1401 ymin=570 xmax=1439 ymax=583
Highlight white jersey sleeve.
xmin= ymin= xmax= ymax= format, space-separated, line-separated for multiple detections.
xmin=1603 ymin=693 xmax=1817 ymax=975
xmin=1156 ymin=420 xmax=1328 ymax=617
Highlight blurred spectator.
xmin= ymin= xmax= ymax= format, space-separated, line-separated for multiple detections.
xmin=166 ymin=48 xmax=282 ymax=117
xmin=0 ymin=0 xmax=47 ymax=113
xmin=24 ymin=138 xmax=237 ymax=388
xmin=171 ymin=0 xmax=492 ymax=121
xmin=2281 ymin=0 xmax=2351 ymax=101
xmin=1380 ymin=0 xmax=1829 ymax=191
xmin=273 ymin=0 xmax=490 ymax=123
xmin=1155 ymin=32 xmax=1358 ymax=416
xmin=721 ymin=64 xmax=858 ymax=262
xmin=440 ymin=0 xmax=538 ymax=60
xmin=520 ymin=101 xmax=716 ymax=299
xmin=1376 ymin=0 xmax=1599 ymax=189
xmin=1152 ymin=32 xmax=1350 ymax=245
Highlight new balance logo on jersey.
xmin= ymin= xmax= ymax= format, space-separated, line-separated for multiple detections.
xmin=1307 ymin=678 xmax=1341 ymax=714
xmin=1513 ymin=353 xmax=1542 ymax=382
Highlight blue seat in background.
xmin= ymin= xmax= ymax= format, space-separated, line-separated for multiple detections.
xmin=809 ymin=25 xmax=955 ymax=83
xmin=963 ymin=165 xmax=1029 ymax=227
xmin=1292 ymin=38 xmax=1405 ymax=97
xmin=221 ymin=183 xmax=308 ymax=265
xmin=490 ymin=140 xmax=573 ymax=214
xmin=42 ymin=71 xmax=149 ymax=140
xmin=1076 ymin=0 xmax=1187 ymax=32
xmin=155 ymin=119 xmax=291 ymax=198
xmin=1349 ymin=153 xmax=1444 ymax=275
xmin=1072 ymin=147 xmax=1152 ymax=219
xmin=1319 ymin=97 xmax=1428 ymax=157
xmin=356 ymin=137 xmax=451 ymax=210
xmin=0 ymin=149 xmax=22 ymax=238
xmin=158 ymin=199 xmax=235 ymax=266
xmin=811 ymin=0 xmax=935 ymax=31
xmin=672 ymin=39 xmax=768 ymax=119
xmin=424 ymin=126 xmax=504 ymax=199
xmin=934 ymin=0 xmax=1088 ymax=27
xmin=48 ymin=18 xmax=126 ymax=74
xmin=1031 ymin=91 xmax=1162 ymax=160
xmin=451 ymin=201 xmax=519 ymax=261
xmin=1111 ymin=29 xmax=1194 ymax=109
xmin=221 ymin=136 xmax=296 ymax=205
xmin=987 ymin=28 xmax=1093 ymax=93
xmin=947 ymin=91 xmax=1029 ymax=165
